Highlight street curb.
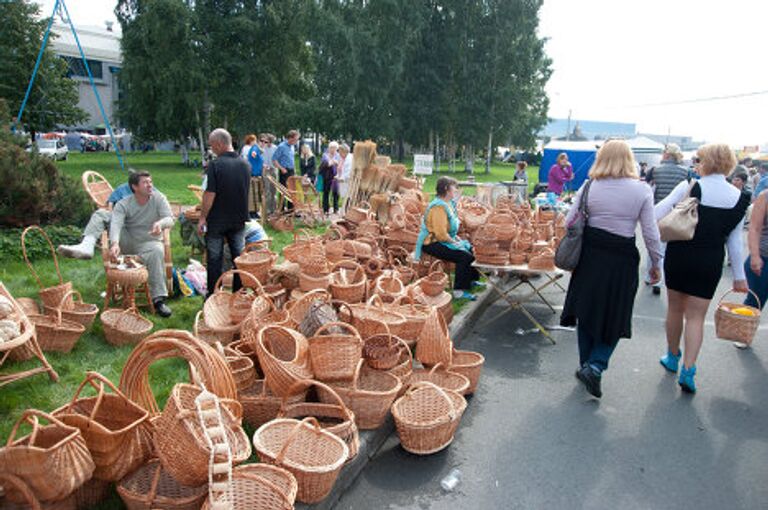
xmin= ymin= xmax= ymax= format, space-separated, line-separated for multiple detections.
xmin=297 ymin=286 xmax=496 ymax=510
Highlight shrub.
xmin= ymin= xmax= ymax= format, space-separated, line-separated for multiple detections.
xmin=0 ymin=225 xmax=82 ymax=262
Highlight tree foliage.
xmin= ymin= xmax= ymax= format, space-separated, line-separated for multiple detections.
xmin=0 ymin=0 xmax=86 ymax=133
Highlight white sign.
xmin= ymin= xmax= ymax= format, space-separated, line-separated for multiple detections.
xmin=413 ymin=154 xmax=434 ymax=175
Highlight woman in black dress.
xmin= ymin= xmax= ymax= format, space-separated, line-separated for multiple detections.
xmin=655 ymin=144 xmax=749 ymax=393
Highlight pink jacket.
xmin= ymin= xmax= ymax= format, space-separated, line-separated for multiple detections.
xmin=548 ymin=163 xmax=573 ymax=194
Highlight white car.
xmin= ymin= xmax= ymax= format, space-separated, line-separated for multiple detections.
xmin=36 ymin=139 xmax=69 ymax=161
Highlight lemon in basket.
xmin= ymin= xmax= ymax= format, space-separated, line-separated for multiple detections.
xmin=730 ymin=307 xmax=756 ymax=317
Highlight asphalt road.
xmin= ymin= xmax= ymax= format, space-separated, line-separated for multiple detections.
xmin=335 ymin=264 xmax=768 ymax=510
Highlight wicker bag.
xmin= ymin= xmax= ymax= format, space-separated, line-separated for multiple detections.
xmin=52 ymin=371 xmax=153 ymax=481
xmin=117 ymin=458 xmax=208 ymax=510
xmin=391 ymin=381 xmax=467 ymax=455
xmin=278 ymin=380 xmax=360 ymax=463
xmin=252 ymin=417 xmax=349 ymax=504
xmin=415 ymin=308 xmax=453 ymax=367
xmin=256 ymin=325 xmax=313 ymax=398
xmin=319 ymin=360 xmax=402 ymax=430
xmin=43 ymin=289 xmax=97 ymax=328
xmin=408 ymin=363 xmax=470 ymax=396
xmin=329 ymin=260 xmax=367 ymax=303
xmin=714 ymin=289 xmax=761 ymax=344
xmin=201 ymin=464 xmax=296 ymax=510
xmin=153 ymin=383 xmax=252 ymax=487
xmin=0 ymin=410 xmax=95 ymax=503
xmin=308 ymin=321 xmax=363 ymax=381
xmin=447 ymin=349 xmax=485 ymax=395
xmin=22 ymin=225 xmax=73 ymax=309
xmin=101 ymin=306 xmax=153 ymax=347
xmin=29 ymin=291 xmax=86 ymax=353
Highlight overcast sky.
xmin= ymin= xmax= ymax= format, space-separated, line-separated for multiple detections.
xmin=36 ymin=0 xmax=767 ymax=147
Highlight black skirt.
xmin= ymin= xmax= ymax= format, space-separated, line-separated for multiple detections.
xmin=561 ymin=226 xmax=640 ymax=342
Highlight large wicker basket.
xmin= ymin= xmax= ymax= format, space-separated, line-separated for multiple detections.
xmin=117 ymin=458 xmax=208 ymax=510
xmin=252 ymin=417 xmax=349 ymax=504
xmin=201 ymin=464 xmax=297 ymax=510
xmin=308 ymin=321 xmax=363 ymax=381
xmin=255 ymin=325 xmax=313 ymax=398
xmin=29 ymin=290 xmax=86 ymax=353
xmin=391 ymin=381 xmax=467 ymax=455
xmin=100 ymin=306 xmax=153 ymax=347
xmin=21 ymin=225 xmax=73 ymax=309
xmin=714 ymin=289 xmax=761 ymax=344
xmin=43 ymin=289 xmax=97 ymax=328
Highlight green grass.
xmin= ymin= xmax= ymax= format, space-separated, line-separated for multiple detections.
xmin=422 ymin=161 xmax=541 ymax=197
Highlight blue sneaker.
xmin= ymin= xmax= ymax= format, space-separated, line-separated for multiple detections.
xmin=679 ymin=364 xmax=697 ymax=394
xmin=660 ymin=350 xmax=681 ymax=373
xmin=472 ymin=281 xmax=487 ymax=290
xmin=452 ymin=290 xmax=477 ymax=301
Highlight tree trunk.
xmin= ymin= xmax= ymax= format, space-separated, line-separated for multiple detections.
xmin=435 ymin=132 xmax=441 ymax=173
xmin=180 ymin=139 xmax=189 ymax=165
xmin=397 ymin=138 xmax=404 ymax=163
xmin=464 ymin=144 xmax=474 ymax=174
xmin=485 ymin=129 xmax=493 ymax=174
xmin=195 ymin=110 xmax=205 ymax=162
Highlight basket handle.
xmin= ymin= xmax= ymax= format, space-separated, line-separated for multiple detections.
xmin=66 ymin=371 xmax=134 ymax=421
xmin=0 ymin=474 xmax=42 ymax=510
xmin=332 ymin=300 xmax=355 ymax=324
xmin=312 ymin=321 xmax=361 ymax=340
xmin=146 ymin=461 xmax=163 ymax=506
xmin=280 ymin=379 xmax=353 ymax=421
xmin=6 ymin=409 xmax=74 ymax=447
xmin=214 ymin=269 xmax=262 ymax=293
xmin=275 ymin=416 xmax=323 ymax=464
xmin=405 ymin=381 xmax=457 ymax=418
xmin=193 ymin=310 xmax=204 ymax=337
xmin=21 ymin=225 xmax=64 ymax=290
xmin=428 ymin=260 xmax=446 ymax=274
xmin=367 ymin=294 xmax=385 ymax=308
xmin=350 ymin=359 xmax=364 ymax=391
xmin=716 ymin=288 xmax=762 ymax=311
xmin=331 ymin=259 xmax=363 ymax=275
xmin=244 ymin=239 xmax=272 ymax=252
xmin=54 ymin=289 xmax=80 ymax=322
xmin=428 ymin=362 xmax=445 ymax=375
xmin=114 ymin=306 xmax=142 ymax=331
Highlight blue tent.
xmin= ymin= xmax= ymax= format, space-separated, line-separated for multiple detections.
xmin=539 ymin=141 xmax=600 ymax=193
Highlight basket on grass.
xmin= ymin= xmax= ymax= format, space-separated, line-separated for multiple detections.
xmin=363 ymin=332 xmax=401 ymax=370
xmin=256 ymin=324 xmax=313 ymax=398
xmin=445 ymin=349 xmax=485 ymax=395
xmin=391 ymin=381 xmax=467 ymax=455
xmin=308 ymin=321 xmax=363 ymax=381
xmin=278 ymin=380 xmax=360 ymax=463
xmin=201 ymin=464 xmax=297 ymax=510
xmin=0 ymin=473 xmax=76 ymax=510
xmin=419 ymin=262 xmax=449 ymax=297
xmin=117 ymin=458 xmax=208 ymax=510
xmin=714 ymin=289 xmax=761 ymax=345
xmin=415 ymin=308 xmax=453 ymax=367
xmin=16 ymin=297 xmax=40 ymax=316
xmin=43 ymin=289 xmax=97 ymax=328
xmin=21 ymin=225 xmax=74 ymax=310
xmin=52 ymin=371 xmax=153 ymax=481
xmin=329 ymin=260 xmax=367 ymax=303
xmin=408 ymin=363 xmax=470 ymax=396
xmin=268 ymin=212 xmax=294 ymax=232
xmin=29 ymin=290 xmax=86 ymax=353
xmin=319 ymin=360 xmax=402 ymax=430
xmin=283 ymin=229 xmax=323 ymax=263
xmin=153 ymin=383 xmax=251 ymax=487
xmin=203 ymin=270 xmax=264 ymax=338
xmin=0 ymin=410 xmax=95 ymax=503
xmin=101 ymin=306 xmax=153 ymax=347
xmin=252 ymin=417 xmax=349 ymax=504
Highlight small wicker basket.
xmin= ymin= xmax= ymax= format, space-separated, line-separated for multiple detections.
xmin=101 ymin=306 xmax=153 ymax=347
xmin=714 ymin=289 xmax=761 ymax=344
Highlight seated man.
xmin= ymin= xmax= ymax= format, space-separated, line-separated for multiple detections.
xmin=58 ymin=180 xmax=133 ymax=259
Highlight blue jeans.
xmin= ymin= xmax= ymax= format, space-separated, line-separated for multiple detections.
xmin=577 ymin=325 xmax=617 ymax=374
xmin=744 ymin=255 xmax=768 ymax=310
xmin=206 ymin=225 xmax=245 ymax=297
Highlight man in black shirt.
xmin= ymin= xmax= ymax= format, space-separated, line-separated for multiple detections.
xmin=199 ymin=128 xmax=251 ymax=297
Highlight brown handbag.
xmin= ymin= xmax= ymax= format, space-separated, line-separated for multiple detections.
xmin=658 ymin=180 xmax=698 ymax=242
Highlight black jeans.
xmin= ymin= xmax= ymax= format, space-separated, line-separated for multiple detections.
xmin=421 ymin=242 xmax=479 ymax=290
xmin=322 ymin=184 xmax=339 ymax=213
xmin=205 ymin=224 xmax=245 ymax=298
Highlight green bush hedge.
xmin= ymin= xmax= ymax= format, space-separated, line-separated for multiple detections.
xmin=0 ymin=225 xmax=82 ymax=263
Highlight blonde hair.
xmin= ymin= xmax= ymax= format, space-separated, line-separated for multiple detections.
xmin=696 ymin=143 xmax=736 ymax=176
xmin=588 ymin=140 xmax=638 ymax=180
xmin=300 ymin=144 xmax=313 ymax=157
xmin=557 ymin=153 xmax=569 ymax=164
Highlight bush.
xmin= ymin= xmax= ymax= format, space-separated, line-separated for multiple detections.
xmin=0 ymin=224 xmax=82 ymax=262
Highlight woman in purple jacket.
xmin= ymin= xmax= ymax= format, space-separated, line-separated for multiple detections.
xmin=548 ymin=153 xmax=574 ymax=195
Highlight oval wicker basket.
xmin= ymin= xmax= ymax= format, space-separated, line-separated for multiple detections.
xmin=419 ymin=263 xmax=448 ymax=297
xmin=43 ymin=289 xmax=97 ymax=328
xmin=201 ymin=464 xmax=297 ymax=510
xmin=252 ymin=417 xmax=349 ymax=504
xmin=408 ymin=363 xmax=470 ymax=396
xmin=117 ymin=458 xmax=207 ymax=510
xmin=391 ymin=381 xmax=467 ymax=455
xmin=29 ymin=290 xmax=86 ymax=353
xmin=714 ymin=289 xmax=761 ymax=344
xmin=446 ymin=349 xmax=485 ymax=395
xmin=101 ymin=307 xmax=153 ymax=347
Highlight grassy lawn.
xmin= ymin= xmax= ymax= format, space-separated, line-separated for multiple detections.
xmin=422 ymin=161 xmax=541 ymax=196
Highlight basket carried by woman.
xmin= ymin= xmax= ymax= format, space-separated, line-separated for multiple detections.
xmin=391 ymin=381 xmax=467 ymax=455
xmin=255 ymin=324 xmax=313 ymax=398
xmin=117 ymin=458 xmax=208 ymax=510
xmin=21 ymin=225 xmax=73 ymax=309
xmin=0 ymin=410 xmax=95 ymax=503
xmin=308 ymin=321 xmax=362 ymax=382
xmin=714 ymin=289 xmax=761 ymax=345
xmin=101 ymin=306 xmax=153 ymax=347
xmin=319 ymin=360 xmax=402 ymax=430
xmin=252 ymin=417 xmax=349 ymax=504
xmin=329 ymin=260 xmax=367 ymax=303
xmin=28 ymin=290 xmax=86 ymax=353
xmin=52 ymin=371 xmax=153 ymax=482
xmin=201 ymin=464 xmax=297 ymax=510
xmin=43 ymin=289 xmax=97 ymax=328
xmin=153 ymin=383 xmax=251 ymax=487
xmin=278 ymin=380 xmax=360 ymax=463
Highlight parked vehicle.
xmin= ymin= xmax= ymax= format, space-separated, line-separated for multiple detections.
xmin=35 ymin=139 xmax=69 ymax=160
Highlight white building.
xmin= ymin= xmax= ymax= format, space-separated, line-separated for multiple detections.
xmin=50 ymin=22 xmax=121 ymax=132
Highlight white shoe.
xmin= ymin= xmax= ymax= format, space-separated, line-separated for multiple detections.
xmin=734 ymin=342 xmax=750 ymax=350
xmin=57 ymin=235 xmax=96 ymax=260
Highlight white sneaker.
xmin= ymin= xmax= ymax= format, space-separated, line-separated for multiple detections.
xmin=734 ymin=342 xmax=750 ymax=350
xmin=57 ymin=235 xmax=96 ymax=260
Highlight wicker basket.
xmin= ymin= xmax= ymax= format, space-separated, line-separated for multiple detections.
xmin=153 ymin=383 xmax=252 ymax=487
xmin=373 ymin=273 xmax=406 ymax=303
xmin=203 ymin=270 xmax=262 ymax=336
xmin=234 ymin=247 xmax=277 ymax=284
xmin=256 ymin=325 xmax=313 ymax=398
xmin=0 ymin=473 xmax=76 ymax=510
xmin=0 ymin=410 xmax=95 ymax=503
xmin=339 ymin=302 xmax=407 ymax=340
xmin=345 ymin=201 xmax=372 ymax=224
xmin=329 ymin=260 xmax=367 ymax=303
xmin=420 ymin=262 xmax=448 ymax=297
xmin=363 ymin=332 xmax=401 ymax=370
xmin=201 ymin=464 xmax=296 ymax=510
xmin=193 ymin=310 xmax=231 ymax=345
xmin=391 ymin=381 xmax=467 ymax=455
xmin=101 ymin=306 xmax=153 ymax=347
xmin=268 ymin=213 xmax=294 ymax=232
xmin=106 ymin=257 xmax=149 ymax=288
xmin=308 ymin=321 xmax=363 ymax=381
xmin=415 ymin=308 xmax=453 ymax=367
xmin=232 ymin=463 xmax=298 ymax=505
xmin=299 ymin=271 xmax=331 ymax=292
xmin=446 ymin=349 xmax=485 ymax=395
xmin=252 ymin=417 xmax=349 ymax=504
xmin=714 ymin=289 xmax=761 ymax=344
xmin=22 ymin=225 xmax=74 ymax=310
xmin=408 ymin=363 xmax=470 ymax=396
xmin=52 ymin=371 xmax=153 ymax=482
xmin=43 ymin=290 xmax=97 ymax=329
xmin=319 ymin=360 xmax=402 ymax=430
xmin=16 ymin=297 xmax=40 ymax=316
xmin=283 ymin=230 xmax=323 ymax=263
xmin=240 ymin=379 xmax=283 ymax=429
xmin=278 ymin=380 xmax=360 ymax=463
xmin=285 ymin=289 xmax=333 ymax=329
xmin=29 ymin=290 xmax=86 ymax=353
xmin=390 ymin=295 xmax=430 ymax=347
xmin=117 ymin=458 xmax=208 ymax=510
